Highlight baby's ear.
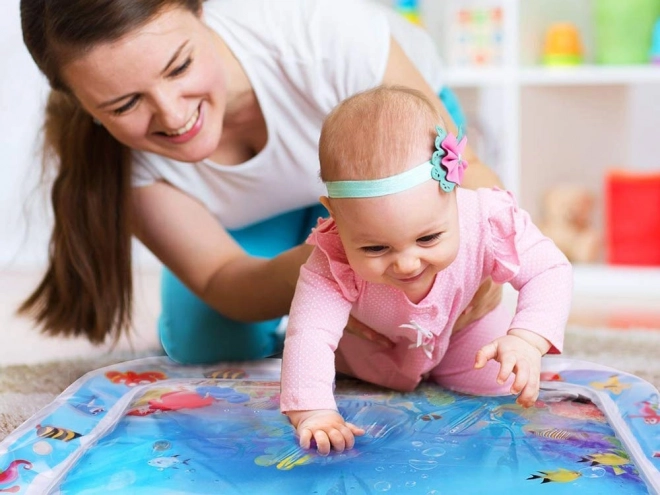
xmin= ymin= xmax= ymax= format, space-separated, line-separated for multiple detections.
xmin=319 ymin=196 xmax=334 ymax=218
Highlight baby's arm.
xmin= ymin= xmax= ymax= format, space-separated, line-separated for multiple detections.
xmin=280 ymin=246 xmax=365 ymax=454
xmin=476 ymin=189 xmax=573 ymax=407
xmin=474 ymin=329 xmax=551 ymax=407
xmin=286 ymin=410 xmax=365 ymax=456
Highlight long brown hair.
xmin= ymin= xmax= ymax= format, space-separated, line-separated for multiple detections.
xmin=19 ymin=0 xmax=202 ymax=343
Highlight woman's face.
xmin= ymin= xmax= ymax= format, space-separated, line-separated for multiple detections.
xmin=62 ymin=6 xmax=229 ymax=163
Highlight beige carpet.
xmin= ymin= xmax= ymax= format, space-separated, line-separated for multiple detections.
xmin=1 ymin=326 xmax=659 ymax=442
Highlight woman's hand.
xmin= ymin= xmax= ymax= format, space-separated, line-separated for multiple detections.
xmin=286 ymin=409 xmax=365 ymax=456
xmin=452 ymin=278 xmax=502 ymax=334
xmin=344 ymin=315 xmax=395 ymax=348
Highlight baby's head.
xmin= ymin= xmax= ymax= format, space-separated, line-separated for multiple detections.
xmin=319 ymin=86 xmax=439 ymax=183
xmin=318 ymin=86 xmax=466 ymax=303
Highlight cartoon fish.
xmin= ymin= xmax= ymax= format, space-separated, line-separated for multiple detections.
xmin=0 ymin=460 xmax=32 ymax=484
xmin=527 ymin=468 xmax=581 ymax=484
xmin=420 ymin=413 xmax=442 ymax=422
xmin=579 ymin=452 xmax=631 ymax=475
xmin=105 ymin=370 xmax=167 ymax=386
xmin=589 ymin=375 xmax=631 ymax=395
xmin=540 ymin=372 xmax=563 ymax=382
xmin=36 ymin=425 xmax=82 ymax=442
xmin=255 ymin=447 xmax=313 ymax=471
xmin=128 ymin=390 xmax=213 ymax=416
xmin=204 ymin=369 xmax=247 ymax=379
xmin=630 ymin=400 xmax=660 ymax=425
xmin=148 ymin=454 xmax=190 ymax=470
xmin=71 ymin=395 xmax=105 ymax=415
xmin=523 ymin=426 xmax=589 ymax=442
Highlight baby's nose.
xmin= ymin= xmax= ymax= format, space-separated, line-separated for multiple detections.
xmin=393 ymin=255 xmax=421 ymax=275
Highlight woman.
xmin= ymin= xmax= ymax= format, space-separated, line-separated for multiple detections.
xmin=19 ymin=0 xmax=503 ymax=364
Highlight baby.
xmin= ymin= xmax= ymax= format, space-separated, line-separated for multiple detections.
xmin=280 ymin=86 xmax=572 ymax=455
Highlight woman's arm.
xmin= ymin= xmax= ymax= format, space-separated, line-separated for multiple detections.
xmin=132 ymin=181 xmax=309 ymax=321
xmin=381 ymin=37 xmax=504 ymax=191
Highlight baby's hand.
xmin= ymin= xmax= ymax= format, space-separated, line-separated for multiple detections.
xmin=286 ymin=409 xmax=365 ymax=456
xmin=474 ymin=329 xmax=550 ymax=408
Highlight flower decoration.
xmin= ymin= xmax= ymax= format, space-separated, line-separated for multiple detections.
xmin=429 ymin=125 xmax=468 ymax=192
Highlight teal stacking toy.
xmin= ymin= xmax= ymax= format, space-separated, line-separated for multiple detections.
xmin=651 ymin=18 xmax=660 ymax=64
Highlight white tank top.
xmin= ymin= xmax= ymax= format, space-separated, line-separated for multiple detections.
xmin=131 ymin=0 xmax=444 ymax=229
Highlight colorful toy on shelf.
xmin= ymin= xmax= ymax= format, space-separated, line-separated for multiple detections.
xmin=539 ymin=184 xmax=600 ymax=263
xmin=446 ymin=1 xmax=504 ymax=67
xmin=650 ymin=18 xmax=660 ymax=64
xmin=606 ymin=169 xmax=660 ymax=266
xmin=393 ymin=0 xmax=422 ymax=26
xmin=543 ymin=23 xmax=584 ymax=66
xmin=593 ymin=0 xmax=660 ymax=64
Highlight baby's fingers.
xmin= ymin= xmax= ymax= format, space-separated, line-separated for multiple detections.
xmin=298 ymin=428 xmax=313 ymax=450
xmin=346 ymin=422 xmax=365 ymax=438
xmin=510 ymin=360 xmax=529 ymax=395
xmin=496 ymin=354 xmax=517 ymax=385
xmin=313 ymin=430 xmax=332 ymax=456
xmin=516 ymin=368 xmax=540 ymax=408
xmin=474 ymin=342 xmax=498 ymax=369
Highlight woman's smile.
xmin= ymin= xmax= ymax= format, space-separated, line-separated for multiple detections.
xmin=158 ymin=103 xmax=203 ymax=144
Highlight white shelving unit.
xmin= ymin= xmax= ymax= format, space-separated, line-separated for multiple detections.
xmin=416 ymin=0 xmax=660 ymax=297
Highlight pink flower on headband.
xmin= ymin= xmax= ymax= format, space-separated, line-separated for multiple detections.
xmin=441 ymin=133 xmax=468 ymax=185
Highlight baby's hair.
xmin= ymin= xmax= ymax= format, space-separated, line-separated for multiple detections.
xmin=319 ymin=85 xmax=443 ymax=183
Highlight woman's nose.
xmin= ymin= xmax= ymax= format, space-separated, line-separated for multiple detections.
xmin=152 ymin=89 xmax=188 ymax=131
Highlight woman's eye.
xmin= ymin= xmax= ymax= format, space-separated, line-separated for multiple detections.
xmin=170 ymin=57 xmax=192 ymax=77
xmin=112 ymin=96 xmax=139 ymax=115
xmin=418 ymin=233 xmax=442 ymax=244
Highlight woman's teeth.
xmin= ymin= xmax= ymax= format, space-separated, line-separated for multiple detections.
xmin=164 ymin=108 xmax=199 ymax=136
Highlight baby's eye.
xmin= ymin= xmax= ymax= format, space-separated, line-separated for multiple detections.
xmin=361 ymin=245 xmax=388 ymax=254
xmin=417 ymin=233 xmax=442 ymax=245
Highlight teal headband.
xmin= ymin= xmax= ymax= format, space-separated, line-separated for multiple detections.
xmin=325 ymin=126 xmax=468 ymax=199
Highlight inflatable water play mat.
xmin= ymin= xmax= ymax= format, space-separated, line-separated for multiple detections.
xmin=1 ymin=356 xmax=659 ymax=494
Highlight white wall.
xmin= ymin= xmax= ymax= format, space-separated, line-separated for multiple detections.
xmin=1 ymin=2 xmax=51 ymax=269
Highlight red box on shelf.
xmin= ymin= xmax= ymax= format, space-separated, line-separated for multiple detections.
xmin=605 ymin=169 xmax=660 ymax=266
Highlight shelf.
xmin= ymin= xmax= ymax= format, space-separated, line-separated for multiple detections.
xmin=519 ymin=65 xmax=660 ymax=86
xmin=443 ymin=68 xmax=514 ymax=88
xmin=444 ymin=65 xmax=660 ymax=88
xmin=572 ymin=263 xmax=660 ymax=299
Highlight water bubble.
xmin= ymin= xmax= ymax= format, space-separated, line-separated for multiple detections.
xmin=422 ymin=447 xmax=446 ymax=457
xmin=33 ymin=441 xmax=52 ymax=455
xmin=579 ymin=466 xmax=606 ymax=478
xmin=405 ymin=481 xmax=417 ymax=488
xmin=409 ymin=459 xmax=439 ymax=471
xmin=374 ymin=481 xmax=391 ymax=492
xmin=411 ymin=441 xmax=423 ymax=447
xmin=152 ymin=440 xmax=171 ymax=452
xmin=375 ymin=466 xmax=385 ymax=472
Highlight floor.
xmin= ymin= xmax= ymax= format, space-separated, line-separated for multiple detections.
xmin=1 ymin=267 xmax=659 ymax=366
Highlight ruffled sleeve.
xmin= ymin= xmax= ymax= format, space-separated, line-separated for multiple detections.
xmin=306 ymin=218 xmax=361 ymax=301
xmin=486 ymin=189 xmax=524 ymax=284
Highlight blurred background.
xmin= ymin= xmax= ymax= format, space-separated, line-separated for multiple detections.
xmin=1 ymin=0 xmax=660 ymax=332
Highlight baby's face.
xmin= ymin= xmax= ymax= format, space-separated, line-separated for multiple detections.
xmin=331 ymin=179 xmax=460 ymax=304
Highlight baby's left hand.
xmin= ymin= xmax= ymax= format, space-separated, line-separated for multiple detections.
xmin=474 ymin=330 xmax=548 ymax=408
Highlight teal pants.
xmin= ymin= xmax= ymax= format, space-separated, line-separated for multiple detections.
xmin=159 ymin=87 xmax=466 ymax=364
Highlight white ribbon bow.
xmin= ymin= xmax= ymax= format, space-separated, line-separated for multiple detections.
xmin=400 ymin=320 xmax=435 ymax=359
